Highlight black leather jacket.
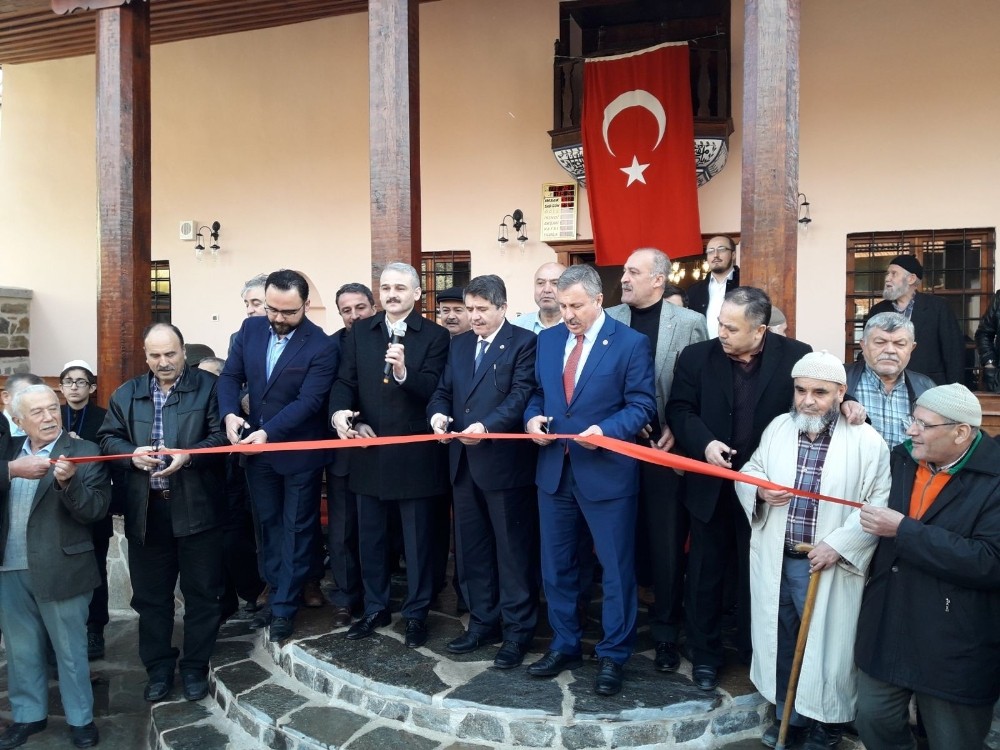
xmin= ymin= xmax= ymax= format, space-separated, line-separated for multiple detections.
xmin=974 ymin=291 xmax=1000 ymax=390
xmin=98 ymin=368 xmax=228 ymax=543
xmin=975 ymin=290 xmax=1000 ymax=366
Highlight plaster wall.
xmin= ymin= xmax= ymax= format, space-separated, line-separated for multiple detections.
xmin=1 ymin=0 xmax=998 ymax=374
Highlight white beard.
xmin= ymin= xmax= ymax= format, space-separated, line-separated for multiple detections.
xmin=789 ymin=405 xmax=838 ymax=435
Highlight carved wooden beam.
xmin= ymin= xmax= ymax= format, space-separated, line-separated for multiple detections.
xmin=52 ymin=0 xmax=141 ymax=15
xmin=740 ymin=0 xmax=800 ymax=336
xmin=368 ymin=0 xmax=420 ymax=298
xmin=95 ymin=0 xmax=151 ymax=405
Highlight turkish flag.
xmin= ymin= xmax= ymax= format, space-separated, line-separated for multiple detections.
xmin=582 ymin=42 xmax=701 ymax=266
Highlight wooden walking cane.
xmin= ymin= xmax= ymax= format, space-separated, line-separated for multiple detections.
xmin=775 ymin=543 xmax=823 ymax=750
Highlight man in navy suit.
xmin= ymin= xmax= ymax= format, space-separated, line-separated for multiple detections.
xmin=427 ymin=275 xmax=539 ymax=669
xmin=524 ymin=264 xmax=656 ymax=696
xmin=218 ymin=269 xmax=338 ymax=642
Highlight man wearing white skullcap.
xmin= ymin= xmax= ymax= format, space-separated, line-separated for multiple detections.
xmin=856 ymin=383 xmax=1000 ymax=750
xmin=736 ymin=350 xmax=891 ymax=749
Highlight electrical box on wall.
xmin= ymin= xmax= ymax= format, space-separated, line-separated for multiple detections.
xmin=179 ymin=220 xmax=196 ymax=241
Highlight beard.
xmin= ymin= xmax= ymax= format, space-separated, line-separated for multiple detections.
xmin=883 ymin=283 xmax=906 ymax=302
xmin=789 ymin=404 xmax=838 ymax=435
xmin=270 ymin=319 xmax=299 ymax=336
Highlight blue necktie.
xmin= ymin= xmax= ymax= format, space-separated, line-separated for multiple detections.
xmin=474 ymin=340 xmax=489 ymax=373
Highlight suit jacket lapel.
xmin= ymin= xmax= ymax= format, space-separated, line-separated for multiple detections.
xmin=655 ymin=303 xmax=678 ymax=380
xmin=265 ymin=320 xmax=311 ymax=391
xmin=569 ymin=316 xmax=615 ymax=407
xmin=470 ymin=322 xmax=511 ymax=390
xmin=751 ymin=334 xmax=783 ymax=411
xmin=30 ymin=432 xmax=73 ymax=514
xmin=710 ymin=342 xmax=735 ymax=409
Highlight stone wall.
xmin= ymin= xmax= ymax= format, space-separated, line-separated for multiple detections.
xmin=0 ymin=287 xmax=32 ymax=375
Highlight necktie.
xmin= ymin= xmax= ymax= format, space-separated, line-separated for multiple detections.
xmin=563 ymin=334 xmax=585 ymax=402
xmin=474 ymin=340 xmax=489 ymax=373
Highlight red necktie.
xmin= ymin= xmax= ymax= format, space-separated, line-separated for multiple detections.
xmin=563 ymin=334 xmax=585 ymax=402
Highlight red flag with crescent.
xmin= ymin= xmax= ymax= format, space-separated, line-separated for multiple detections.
xmin=582 ymin=42 xmax=701 ymax=266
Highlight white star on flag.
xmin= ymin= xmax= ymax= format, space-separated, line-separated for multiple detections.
xmin=620 ymin=155 xmax=650 ymax=187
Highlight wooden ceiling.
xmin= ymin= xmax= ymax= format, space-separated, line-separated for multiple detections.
xmin=0 ymin=0 xmax=435 ymax=66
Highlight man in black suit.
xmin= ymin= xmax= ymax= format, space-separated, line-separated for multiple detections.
xmin=325 ymin=282 xmax=377 ymax=628
xmin=863 ymin=254 xmax=964 ymax=385
xmin=686 ymin=235 xmax=740 ymax=338
xmin=58 ymin=359 xmax=113 ymax=662
xmin=668 ymin=287 xmax=812 ymax=691
xmin=427 ymin=275 xmax=539 ymax=669
xmin=330 ymin=262 xmax=450 ymax=648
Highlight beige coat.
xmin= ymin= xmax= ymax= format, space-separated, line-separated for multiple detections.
xmin=735 ymin=415 xmax=890 ymax=723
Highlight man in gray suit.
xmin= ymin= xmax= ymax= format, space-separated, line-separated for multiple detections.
xmin=606 ymin=247 xmax=708 ymax=672
xmin=0 ymin=384 xmax=109 ymax=749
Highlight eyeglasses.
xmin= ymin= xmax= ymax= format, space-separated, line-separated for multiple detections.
xmin=263 ymin=304 xmax=304 ymax=317
xmin=905 ymin=417 xmax=958 ymax=431
xmin=706 ymin=247 xmax=733 ymax=257
xmin=60 ymin=379 xmax=91 ymax=389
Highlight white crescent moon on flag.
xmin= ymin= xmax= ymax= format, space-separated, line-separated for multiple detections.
xmin=602 ymin=90 xmax=666 ymax=157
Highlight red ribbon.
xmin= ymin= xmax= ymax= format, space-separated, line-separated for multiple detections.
xmin=59 ymin=432 xmax=863 ymax=509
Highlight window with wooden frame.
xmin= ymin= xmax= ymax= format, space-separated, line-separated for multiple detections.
xmin=151 ymin=260 xmax=171 ymax=323
xmin=420 ymin=250 xmax=471 ymax=323
xmin=845 ymin=227 xmax=996 ymax=390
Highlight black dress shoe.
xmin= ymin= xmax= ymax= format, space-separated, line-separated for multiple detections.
xmin=493 ymin=640 xmax=528 ymax=670
xmin=181 ymin=671 xmax=209 ymax=701
xmin=143 ymin=673 xmax=174 ymax=702
xmin=761 ymin=720 xmax=808 ymax=749
xmin=87 ymin=631 xmax=105 ymax=661
xmin=346 ymin=609 xmax=391 ymax=640
xmin=268 ymin=616 xmax=294 ymax=642
xmin=70 ymin=721 xmax=99 ymax=749
xmin=249 ymin=608 xmax=272 ymax=631
xmin=654 ymin=641 xmax=680 ymax=672
xmin=0 ymin=720 xmax=47 ymax=750
xmin=691 ymin=664 xmax=719 ymax=691
xmin=527 ymin=649 xmax=583 ymax=677
xmin=446 ymin=629 xmax=501 ymax=654
xmin=594 ymin=656 xmax=624 ymax=696
xmin=331 ymin=605 xmax=353 ymax=628
xmin=802 ymin=721 xmax=843 ymax=750
xmin=404 ymin=618 xmax=428 ymax=648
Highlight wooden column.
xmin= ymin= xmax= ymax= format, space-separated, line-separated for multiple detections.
xmin=740 ymin=0 xmax=800 ymax=335
xmin=368 ymin=0 xmax=420 ymax=297
xmin=95 ymin=1 xmax=151 ymax=405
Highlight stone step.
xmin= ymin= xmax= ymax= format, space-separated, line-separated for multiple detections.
xmin=175 ymin=606 xmax=778 ymax=749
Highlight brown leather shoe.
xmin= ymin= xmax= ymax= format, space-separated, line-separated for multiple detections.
xmin=331 ymin=605 xmax=352 ymax=628
xmin=303 ymin=579 xmax=325 ymax=608
xmin=256 ymin=584 xmax=270 ymax=609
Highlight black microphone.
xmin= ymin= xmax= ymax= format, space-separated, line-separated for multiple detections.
xmin=383 ymin=320 xmax=408 ymax=383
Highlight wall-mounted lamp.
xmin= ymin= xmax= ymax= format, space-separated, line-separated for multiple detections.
xmin=797 ymin=193 xmax=811 ymax=226
xmin=194 ymin=221 xmax=222 ymax=261
xmin=497 ymin=209 xmax=528 ymax=253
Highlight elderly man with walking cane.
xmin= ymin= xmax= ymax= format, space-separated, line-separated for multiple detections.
xmin=735 ymin=351 xmax=890 ymax=750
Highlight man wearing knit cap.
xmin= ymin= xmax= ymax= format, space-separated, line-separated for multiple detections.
xmin=855 ymin=383 xmax=1000 ymax=750
xmin=735 ymin=351 xmax=890 ymax=750
xmin=863 ymin=254 xmax=964 ymax=385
